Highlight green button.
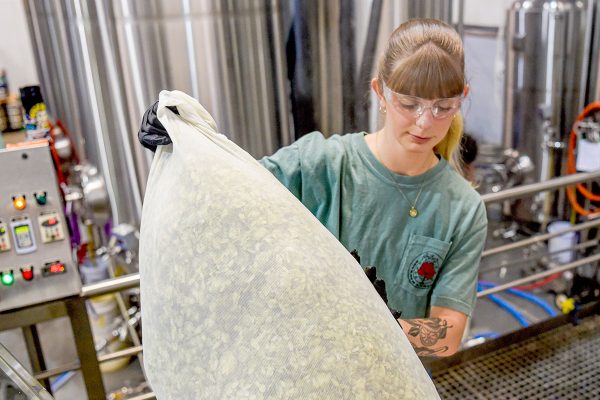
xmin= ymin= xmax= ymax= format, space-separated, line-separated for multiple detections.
xmin=1 ymin=272 xmax=14 ymax=286
xmin=35 ymin=192 xmax=47 ymax=205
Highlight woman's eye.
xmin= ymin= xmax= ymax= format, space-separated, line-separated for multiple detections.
xmin=435 ymin=101 xmax=456 ymax=112
xmin=398 ymin=101 xmax=419 ymax=110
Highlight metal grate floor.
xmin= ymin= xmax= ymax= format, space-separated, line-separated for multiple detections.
xmin=431 ymin=314 xmax=600 ymax=399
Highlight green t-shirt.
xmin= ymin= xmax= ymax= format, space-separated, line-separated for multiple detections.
xmin=260 ymin=132 xmax=487 ymax=319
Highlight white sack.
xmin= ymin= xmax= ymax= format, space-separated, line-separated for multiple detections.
xmin=139 ymin=90 xmax=440 ymax=399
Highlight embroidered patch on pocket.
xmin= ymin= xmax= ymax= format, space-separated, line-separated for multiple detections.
xmin=408 ymin=251 xmax=443 ymax=289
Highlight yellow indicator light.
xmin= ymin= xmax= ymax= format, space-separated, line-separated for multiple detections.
xmin=1 ymin=272 xmax=14 ymax=286
xmin=13 ymin=196 xmax=26 ymax=211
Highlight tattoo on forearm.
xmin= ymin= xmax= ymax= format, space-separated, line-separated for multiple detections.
xmin=413 ymin=346 xmax=449 ymax=357
xmin=404 ymin=318 xmax=452 ymax=350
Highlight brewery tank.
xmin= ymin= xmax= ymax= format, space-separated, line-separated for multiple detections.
xmin=23 ymin=0 xmax=293 ymax=226
xmin=503 ymin=0 xmax=589 ymax=221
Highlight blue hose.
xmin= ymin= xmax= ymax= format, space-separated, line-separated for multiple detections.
xmin=51 ymin=371 xmax=76 ymax=392
xmin=478 ymin=280 xmax=558 ymax=317
xmin=483 ymin=289 xmax=530 ymax=327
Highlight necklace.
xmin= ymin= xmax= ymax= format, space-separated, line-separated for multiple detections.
xmin=374 ymin=132 xmax=430 ymax=218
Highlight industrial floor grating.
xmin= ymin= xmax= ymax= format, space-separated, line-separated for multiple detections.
xmin=431 ymin=314 xmax=600 ymax=399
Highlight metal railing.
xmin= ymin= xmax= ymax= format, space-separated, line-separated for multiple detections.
xmin=77 ymin=171 xmax=600 ymax=299
xmin=482 ymin=219 xmax=600 ymax=258
xmin=481 ymin=170 xmax=600 ymax=204
xmin=80 ymin=272 xmax=140 ymax=298
xmin=477 ymin=253 xmax=600 ymax=298
xmin=477 ymin=170 xmax=600 ymax=298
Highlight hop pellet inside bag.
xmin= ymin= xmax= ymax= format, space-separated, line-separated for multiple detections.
xmin=139 ymin=90 xmax=440 ymax=399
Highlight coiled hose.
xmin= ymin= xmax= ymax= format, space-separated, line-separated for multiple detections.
xmin=566 ymin=102 xmax=600 ymax=217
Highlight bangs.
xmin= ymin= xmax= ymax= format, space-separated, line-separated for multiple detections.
xmin=386 ymin=43 xmax=464 ymax=99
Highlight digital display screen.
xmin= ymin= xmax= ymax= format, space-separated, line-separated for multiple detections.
xmin=14 ymin=225 xmax=33 ymax=248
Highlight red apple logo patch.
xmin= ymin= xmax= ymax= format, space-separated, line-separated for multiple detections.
xmin=408 ymin=252 xmax=441 ymax=289
xmin=417 ymin=262 xmax=436 ymax=280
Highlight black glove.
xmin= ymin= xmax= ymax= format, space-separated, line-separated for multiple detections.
xmin=138 ymin=101 xmax=178 ymax=152
xmin=350 ymin=250 xmax=402 ymax=320
xmin=363 ymin=265 xmax=402 ymax=320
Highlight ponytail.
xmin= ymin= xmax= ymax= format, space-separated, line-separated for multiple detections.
xmin=434 ymin=112 xmax=464 ymax=176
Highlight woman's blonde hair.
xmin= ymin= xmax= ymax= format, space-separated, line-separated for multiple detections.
xmin=376 ymin=18 xmax=466 ymax=174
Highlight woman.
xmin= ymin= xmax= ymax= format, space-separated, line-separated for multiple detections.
xmin=139 ymin=18 xmax=487 ymax=357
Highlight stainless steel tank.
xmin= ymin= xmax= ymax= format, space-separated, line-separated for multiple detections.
xmin=23 ymin=0 xmax=293 ymax=227
xmin=111 ymin=0 xmax=293 ymax=157
xmin=406 ymin=0 xmax=454 ymax=24
xmin=24 ymin=0 xmax=145 ymax=227
xmin=503 ymin=0 xmax=589 ymax=222
xmin=587 ymin=0 xmax=600 ymax=103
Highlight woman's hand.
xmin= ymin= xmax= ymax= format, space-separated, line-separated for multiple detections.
xmin=138 ymin=101 xmax=176 ymax=151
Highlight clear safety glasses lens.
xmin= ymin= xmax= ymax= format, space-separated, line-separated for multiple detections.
xmin=383 ymin=85 xmax=462 ymax=120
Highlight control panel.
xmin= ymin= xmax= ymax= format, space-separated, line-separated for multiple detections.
xmin=0 ymin=143 xmax=81 ymax=312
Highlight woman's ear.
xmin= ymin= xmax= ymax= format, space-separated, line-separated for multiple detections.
xmin=463 ymin=84 xmax=470 ymax=98
xmin=371 ymin=78 xmax=384 ymax=102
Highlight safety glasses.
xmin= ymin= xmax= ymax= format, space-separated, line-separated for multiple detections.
xmin=382 ymin=82 xmax=463 ymax=120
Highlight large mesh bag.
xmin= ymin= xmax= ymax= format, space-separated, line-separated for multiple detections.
xmin=139 ymin=90 xmax=440 ymax=399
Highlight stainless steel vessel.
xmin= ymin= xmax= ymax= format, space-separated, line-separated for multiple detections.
xmin=587 ymin=0 xmax=600 ymax=103
xmin=503 ymin=0 xmax=590 ymax=221
xmin=24 ymin=0 xmax=294 ymax=227
xmin=406 ymin=0 xmax=454 ymax=24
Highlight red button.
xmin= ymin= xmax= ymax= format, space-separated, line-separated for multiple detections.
xmin=49 ymin=263 xmax=65 ymax=274
xmin=21 ymin=267 xmax=34 ymax=281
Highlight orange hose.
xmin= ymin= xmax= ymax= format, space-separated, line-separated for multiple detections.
xmin=566 ymin=102 xmax=600 ymax=216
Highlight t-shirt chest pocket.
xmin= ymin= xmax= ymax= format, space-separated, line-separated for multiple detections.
xmin=396 ymin=234 xmax=451 ymax=296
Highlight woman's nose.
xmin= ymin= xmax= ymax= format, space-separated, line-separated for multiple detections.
xmin=415 ymin=107 xmax=434 ymax=129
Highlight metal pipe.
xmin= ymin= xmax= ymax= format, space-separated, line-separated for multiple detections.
xmin=97 ymin=345 xmax=143 ymax=363
xmin=71 ymin=0 xmax=120 ymax=224
xmin=182 ymin=0 xmax=200 ymax=100
xmin=481 ymin=170 xmax=600 ymax=204
xmin=34 ymin=362 xmax=80 ymax=381
xmin=227 ymin=0 xmax=248 ymax=151
xmin=270 ymin=0 xmax=293 ymax=147
xmin=482 ymin=219 xmax=600 ymax=257
xmin=127 ymin=393 xmax=156 ymax=400
xmin=95 ymin=1 xmax=143 ymax=221
xmin=579 ymin=0 xmax=595 ymax=111
xmin=80 ymin=273 xmax=140 ymax=298
xmin=477 ymin=253 xmax=600 ymax=298
xmin=213 ymin=0 xmax=234 ymax=139
xmin=255 ymin=0 xmax=274 ymax=153
xmin=479 ymin=239 xmax=599 ymax=273
xmin=80 ymin=226 xmax=599 ymax=297
xmin=318 ymin=0 xmax=328 ymax=134
xmin=33 ymin=345 xmax=143 ymax=381
xmin=241 ymin=0 xmax=262 ymax=153
xmin=456 ymin=0 xmax=465 ymax=39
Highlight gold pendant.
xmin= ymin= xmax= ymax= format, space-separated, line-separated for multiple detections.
xmin=409 ymin=206 xmax=418 ymax=218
